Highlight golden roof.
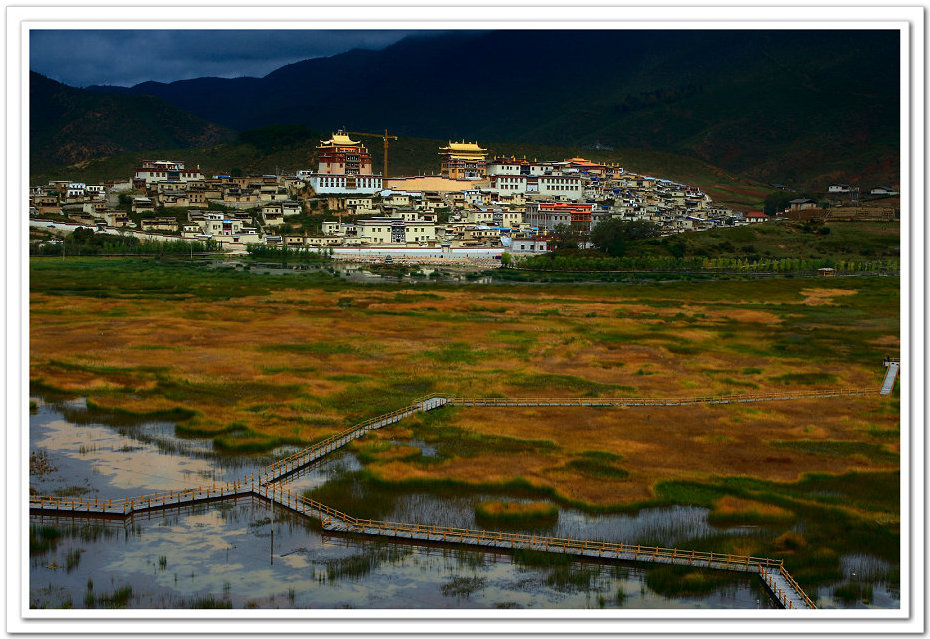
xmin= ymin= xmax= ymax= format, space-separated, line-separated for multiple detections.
xmin=320 ymin=132 xmax=360 ymax=147
xmin=441 ymin=141 xmax=487 ymax=152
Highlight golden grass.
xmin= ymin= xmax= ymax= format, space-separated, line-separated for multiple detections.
xmin=29 ymin=276 xmax=898 ymax=508
xmin=711 ymin=496 xmax=794 ymax=521
xmin=378 ymin=398 xmax=899 ymax=505
xmin=475 ymin=500 xmax=558 ymax=522
xmin=799 ymin=288 xmax=858 ymax=305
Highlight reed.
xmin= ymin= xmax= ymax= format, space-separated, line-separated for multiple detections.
xmin=440 ymin=575 xmax=487 ymax=598
xmin=474 ymin=500 xmax=558 ymax=526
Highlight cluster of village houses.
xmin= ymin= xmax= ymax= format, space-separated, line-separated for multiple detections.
xmin=30 ymin=131 xmax=885 ymax=254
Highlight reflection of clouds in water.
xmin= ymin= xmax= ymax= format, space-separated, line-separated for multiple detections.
xmin=34 ymin=419 xmax=219 ymax=493
xmin=30 ymin=500 xmax=774 ymax=609
xmin=28 ymin=406 xmax=779 ymax=609
xmin=278 ymin=553 xmax=310 ymax=570
xmin=29 ymin=405 xmax=285 ymax=497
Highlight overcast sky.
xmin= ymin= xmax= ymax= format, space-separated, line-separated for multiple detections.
xmin=30 ymin=29 xmax=419 ymax=87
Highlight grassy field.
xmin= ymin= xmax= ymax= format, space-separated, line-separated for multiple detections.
xmin=626 ymin=220 xmax=900 ymax=261
xmin=29 ymin=257 xmax=900 ymax=596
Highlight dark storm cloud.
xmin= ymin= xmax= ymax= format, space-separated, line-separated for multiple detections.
xmin=30 ymin=29 xmax=417 ymax=87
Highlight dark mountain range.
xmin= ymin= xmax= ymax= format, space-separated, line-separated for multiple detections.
xmin=83 ymin=29 xmax=900 ymax=188
xmin=30 ymin=72 xmax=234 ymax=174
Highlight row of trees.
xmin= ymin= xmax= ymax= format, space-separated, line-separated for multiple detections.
xmin=546 ymin=219 xmax=663 ymax=255
xmin=30 ymin=228 xmax=219 ymax=256
xmin=245 ymin=244 xmax=333 ymax=261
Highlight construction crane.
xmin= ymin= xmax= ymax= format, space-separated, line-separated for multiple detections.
xmin=344 ymin=129 xmax=399 ymax=179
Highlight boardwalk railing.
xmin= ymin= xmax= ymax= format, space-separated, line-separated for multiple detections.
xmin=447 ymin=388 xmax=873 ymax=407
xmin=243 ymin=394 xmax=447 ymax=486
xmin=29 ymin=484 xmax=248 ymax=516
xmin=30 ymin=483 xmax=815 ymax=609
xmin=779 ymin=564 xmax=818 ymax=610
xmin=266 ymin=488 xmax=786 ymax=570
xmin=263 ymin=487 xmax=814 ymax=608
xmin=759 ymin=565 xmax=817 ymax=610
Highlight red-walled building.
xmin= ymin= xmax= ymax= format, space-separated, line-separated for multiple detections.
xmin=524 ymin=202 xmax=596 ymax=231
xmin=317 ymin=132 xmax=373 ymax=176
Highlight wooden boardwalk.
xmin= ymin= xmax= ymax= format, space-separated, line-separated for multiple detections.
xmin=881 ymin=360 xmax=900 ymax=395
xmin=31 ymin=385 xmax=899 ymax=611
xmin=248 ymin=395 xmax=447 ymax=486
xmin=29 ymin=485 xmax=252 ymax=517
xmin=449 ymin=388 xmax=872 ymax=408
xmin=29 ymin=479 xmax=817 ymax=609
xmin=251 ymin=486 xmax=814 ymax=609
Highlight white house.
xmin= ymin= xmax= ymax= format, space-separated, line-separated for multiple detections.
xmin=356 ymin=218 xmax=436 ymax=244
xmin=488 ymin=174 xmax=584 ymax=201
xmin=506 ymin=235 xmax=549 ymax=253
xmin=309 ymin=174 xmax=383 ymax=195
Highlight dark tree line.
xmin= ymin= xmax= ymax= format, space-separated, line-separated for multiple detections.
xmin=31 ymin=228 xmax=218 ymax=256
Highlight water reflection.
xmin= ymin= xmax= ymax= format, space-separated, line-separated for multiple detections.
xmin=380 ymin=493 xmax=727 ymax=547
xmin=271 ymin=452 xmax=363 ymax=494
xmin=30 ymin=400 xmax=295 ymax=498
xmin=30 ymin=499 xmax=775 ymax=610
xmin=28 ymin=397 xmax=890 ymax=610
xmin=214 ymin=260 xmax=496 ymax=286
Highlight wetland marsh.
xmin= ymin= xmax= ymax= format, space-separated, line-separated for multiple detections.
xmin=28 ymin=257 xmax=901 ymax=608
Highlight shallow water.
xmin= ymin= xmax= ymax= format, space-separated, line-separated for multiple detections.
xmin=30 ymin=499 xmax=776 ymax=610
xmin=28 ymin=399 xmax=896 ymax=609
xmin=218 ymin=260 xmax=496 ymax=285
xmin=30 ymin=399 xmax=298 ymax=499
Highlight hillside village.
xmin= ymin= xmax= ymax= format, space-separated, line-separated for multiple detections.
xmin=29 ymin=131 xmax=888 ymax=257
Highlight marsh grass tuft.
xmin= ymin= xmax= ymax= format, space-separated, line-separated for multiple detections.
xmin=507 ymin=372 xmax=633 ymax=396
xmin=29 ymin=525 xmax=62 ymax=555
xmin=324 ymin=545 xmax=412 ymax=583
xmin=258 ymin=343 xmax=358 ymax=356
xmin=769 ymin=372 xmax=839 ymax=386
xmin=770 ymin=440 xmax=897 ymax=464
xmin=707 ymin=496 xmax=795 ymax=526
xmin=189 ymin=595 xmax=233 ymax=609
xmin=65 ymin=549 xmax=83 ymax=573
xmin=475 ymin=500 xmax=558 ymax=526
xmin=512 ymin=548 xmax=573 ymax=568
xmin=832 ymin=581 xmax=874 ymax=604
xmin=646 ymin=565 xmax=738 ymax=597
xmin=440 ymin=575 xmax=487 ymax=598
xmin=85 ymin=586 xmax=133 ymax=608
xmin=545 ymin=565 xmax=598 ymax=592
xmin=405 ymin=420 xmax=557 ymax=461
xmin=422 ymin=342 xmax=486 ymax=365
xmin=561 ymin=452 xmax=630 ymax=479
